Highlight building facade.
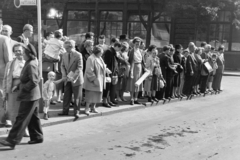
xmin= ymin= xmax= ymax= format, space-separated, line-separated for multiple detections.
xmin=1 ymin=0 xmax=240 ymax=69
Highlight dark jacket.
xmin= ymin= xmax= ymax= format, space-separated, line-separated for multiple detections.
xmin=158 ymin=52 xmax=167 ymax=79
xmin=104 ymin=47 xmax=118 ymax=75
xmin=185 ymin=53 xmax=198 ymax=76
xmin=16 ymin=35 xmax=24 ymax=44
xmin=165 ymin=54 xmax=177 ymax=77
xmin=82 ymin=48 xmax=91 ymax=73
xmin=17 ymin=59 xmax=41 ymax=101
xmin=128 ymin=48 xmax=146 ymax=74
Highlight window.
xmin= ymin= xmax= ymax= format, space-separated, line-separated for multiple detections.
xmin=128 ymin=13 xmax=171 ymax=47
xmin=99 ymin=11 xmax=123 ymax=44
xmin=68 ymin=11 xmax=89 ymax=20
xmin=231 ymin=26 xmax=240 ymax=51
xmin=45 ymin=20 xmax=61 ymax=33
xmin=209 ymin=24 xmax=230 ymax=51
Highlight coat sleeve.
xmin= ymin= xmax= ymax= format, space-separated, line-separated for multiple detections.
xmin=61 ymin=54 xmax=67 ymax=79
xmin=186 ymin=56 xmax=193 ymax=74
xmin=85 ymin=57 xmax=97 ymax=82
xmin=2 ymin=62 xmax=11 ymax=98
xmin=3 ymin=38 xmax=12 ymax=64
xmin=72 ymin=52 xmax=83 ymax=81
xmin=21 ymin=63 xmax=39 ymax=92
xmin=104 ymin=50 xmax=112 ymax=71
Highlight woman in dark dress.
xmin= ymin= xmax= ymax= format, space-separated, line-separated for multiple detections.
xmin=0 ymin=44 xmax=43 ymax=149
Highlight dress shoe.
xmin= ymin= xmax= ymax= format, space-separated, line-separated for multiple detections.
xmin=134 ymin=101 xmax=141 ymax=105
xmin=120 ymin=97 xmax=127 ymax=102
xmin=43 ymin=113 xmax=48 ymax=120
xmin=5 ymin=120 xmax=12 ymax=128
xmin=0 ymin=140 xmax=15 ymax=149
xmin=108 ymin=102 xmax=116 ymax=106
xmin=111 ymin=100 xmax=118 ymax=105
xmin=28 ymin=139 xmax=43 ymax=144
xmin=50 ymin=101 xmax=57 ymax=105
xmin=152 ymin=97 xmax=159 ymax=103
xmin=102 ymin=103 xmax=111 ymax=108
xmin=130 ymin=100 xmax=134 ymax=105
xmin=58 ymin=113 xmax=69 ymax=116
xmin=84 ymin=110 xmax=90 ymax=116
xmin=90 ymin=109 xmax=99 ymax=113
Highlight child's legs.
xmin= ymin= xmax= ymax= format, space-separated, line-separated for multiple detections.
xmin=43 ymin=100 xmax=50 ymax=114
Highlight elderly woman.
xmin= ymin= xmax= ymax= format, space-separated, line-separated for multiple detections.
xmin=83 ymin=46 xmax=111 ymax=115
xmin=82 ymin=40 xmax=94 ymax=74
xmin=128 ymin=37 xmax=146 ymax=105
xmin=0 ymin=44 xmax=43 ymax=149
xmin=2 ymin=44 xmax=26 ymax=128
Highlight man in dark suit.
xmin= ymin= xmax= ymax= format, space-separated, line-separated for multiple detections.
xmin=103 ymin=42 xmax=122 ymax=104
xmin=58 ymin=40 xmax=84 ymax=118
xmin=156 ymin=45 xmax=170 ymax=101
xmin=183 ymin=42 xmax=198 ymax=97
xmin=16 ymin=24 xmax=33 ymax=46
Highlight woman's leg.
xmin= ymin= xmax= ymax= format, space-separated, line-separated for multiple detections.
xmin=85 ymin=103 xmax=91 ymax=115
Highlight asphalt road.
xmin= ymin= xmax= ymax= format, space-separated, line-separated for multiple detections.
xmin=0 ymin=76 xmax=240 ymax=160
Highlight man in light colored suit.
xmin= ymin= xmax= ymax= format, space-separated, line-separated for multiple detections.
xmin=58 ymin=40 xmax=84 ymax=119
xmin=1 ymin=25 xmax=18 ymax=53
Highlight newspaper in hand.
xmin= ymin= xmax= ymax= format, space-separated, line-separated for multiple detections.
xmin=67 ymin=71 xmax=77 ymax=83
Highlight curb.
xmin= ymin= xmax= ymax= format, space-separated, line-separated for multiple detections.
xmin=0 ymin=94 xmax=211 ymax=136
xmin=223 ymin=73 xmax=240 ymax=77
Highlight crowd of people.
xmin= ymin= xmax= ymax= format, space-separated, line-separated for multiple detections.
xmin=0 ymin=22 xmax=225 ymax=149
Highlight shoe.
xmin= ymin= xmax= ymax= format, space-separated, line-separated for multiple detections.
xmin=130 ymin=100 xmax=134 ymax=105
xmin=50 ymin=101 xmax=57 ymax=105
xmin=43 ymin=113 xmax=48 ymax=120
xmin=120 ymin=97 xmax=127 ymax=102
xmin=117 ymin=97 xmax=122 ymax=102
xmin=58 ymin=113 xmax=69 ymax=116
xmin=0 ymin=140 xmax=15 ymax=149
xmin=57 ymin=100 xmax=63 ymax=103
xmin=28 ymin=139 xmax=43 ymax=144
xmin=108 ymin=102 xmax=116 ymax=106
xmin=5 ymin=120 xmax=12 ymax=128
xmin=134 ymin=101 xmax=141 ymax=105
xmin=152 ymin=97 xmax=159 ymax=103
xmin=111 ymin=100 xmax=118 ymax=105
xmin=90 ymin=109 xmax=99 ymax=113
xmin=84 ymin=110 xmax=90 ymax=116
xmin=102 ymin=103 xmax=111 ymax=108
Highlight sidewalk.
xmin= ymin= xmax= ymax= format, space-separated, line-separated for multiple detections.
xmin=223 ymin=70 xmax=240 ymax=76
xmin=0 ymin=92 xmax=214 ymax=136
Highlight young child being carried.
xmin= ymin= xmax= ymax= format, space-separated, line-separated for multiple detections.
xmin=43 ymin=71 xmax=56 ymax=120
xmin=44 ymin=30 xmax=65 ymax=72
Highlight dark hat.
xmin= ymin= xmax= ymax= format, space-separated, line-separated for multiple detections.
xmin=175 ymin=44 xmax=183 ymax=50
xmin=119 ymin=34 xmax=128 ymax=41
xmin=25 ymin=43 xmax=37 ymax=57
xmin=163 ymin=45 xmax=170 ymax=51
xmin=133 ymin=37 xmax=142 ymax=43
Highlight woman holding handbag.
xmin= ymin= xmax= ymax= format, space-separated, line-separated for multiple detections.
xmin=83 ymin=46 xmax=112 ymax=114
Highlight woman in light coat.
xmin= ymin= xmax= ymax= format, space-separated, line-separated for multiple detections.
xmin=83 ymin=46 xmax=111 ymax=115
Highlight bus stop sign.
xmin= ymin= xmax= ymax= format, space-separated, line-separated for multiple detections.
xmin=14 ymin=0 xmax=37 ymax=8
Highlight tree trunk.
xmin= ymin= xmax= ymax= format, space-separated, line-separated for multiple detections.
xmin=146 ymin=12 xmax=153 ymax=48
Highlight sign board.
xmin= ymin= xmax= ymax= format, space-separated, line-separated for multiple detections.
xmin=14 ymin=0 xmax=37 ymax=8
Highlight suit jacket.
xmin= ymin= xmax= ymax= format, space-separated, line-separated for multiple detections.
xmin=104 ymin=47 xmax=118 ymax=74
xmin=82 ymin=48 xmax=91 ymax=73
xmin=83 ymin=54 xmax=106 ymax=92
xmin=165 ymin=54 xmax=177 ymax=77
xmin=16 ymin=35 xmax=24 ymax=44
xmin=17 ymin=59 xmax=41 ymax=101
xmin=0 ymin=35 xmax=12 ymax=84
xmin=216 ymin=54 xmax=225 ymax=74
xmin=185 ymin=53 xmax=198 ymax=76
xmin=61 ymin=49 xmax=84 ymax=86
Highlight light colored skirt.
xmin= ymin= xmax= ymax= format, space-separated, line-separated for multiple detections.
xmin=128 ymin=63 xmax=143 ymax=92
xmin=85 ymin=90 xmax=102 ymax=103
xmin=6 ymin=79 xmax=21 ymax=124
xmin=144 ymin=77 xmax=152 ymax=92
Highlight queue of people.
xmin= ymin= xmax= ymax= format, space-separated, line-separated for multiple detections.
xmin=0 ymin=22 xmax=225 ymax=149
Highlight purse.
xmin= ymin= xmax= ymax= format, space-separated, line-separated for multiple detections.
xmin=159 ymin=79 xmax=165 ymax=88
xmin=112 ymin=76 xmax=118 ymax=85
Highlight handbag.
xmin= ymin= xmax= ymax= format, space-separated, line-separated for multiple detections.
xmin=203 ymin=62 xmax=213 ymax=73
xmin=159 ymin=79 xmax=165 ymax=88
xmin=112 ymin=76 xmax=118 ymax=85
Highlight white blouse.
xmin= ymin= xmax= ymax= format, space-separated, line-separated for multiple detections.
xmin=133 ymin=48 xmax=142 ymax=63
xmin=12 ymin=59 xmax=25 ymax=78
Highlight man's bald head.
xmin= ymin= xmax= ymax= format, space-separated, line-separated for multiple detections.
xmin=2 ymin=25 xmax=13 ymax=37
xmin=188 ymin=42 xmax=195 ymax=53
